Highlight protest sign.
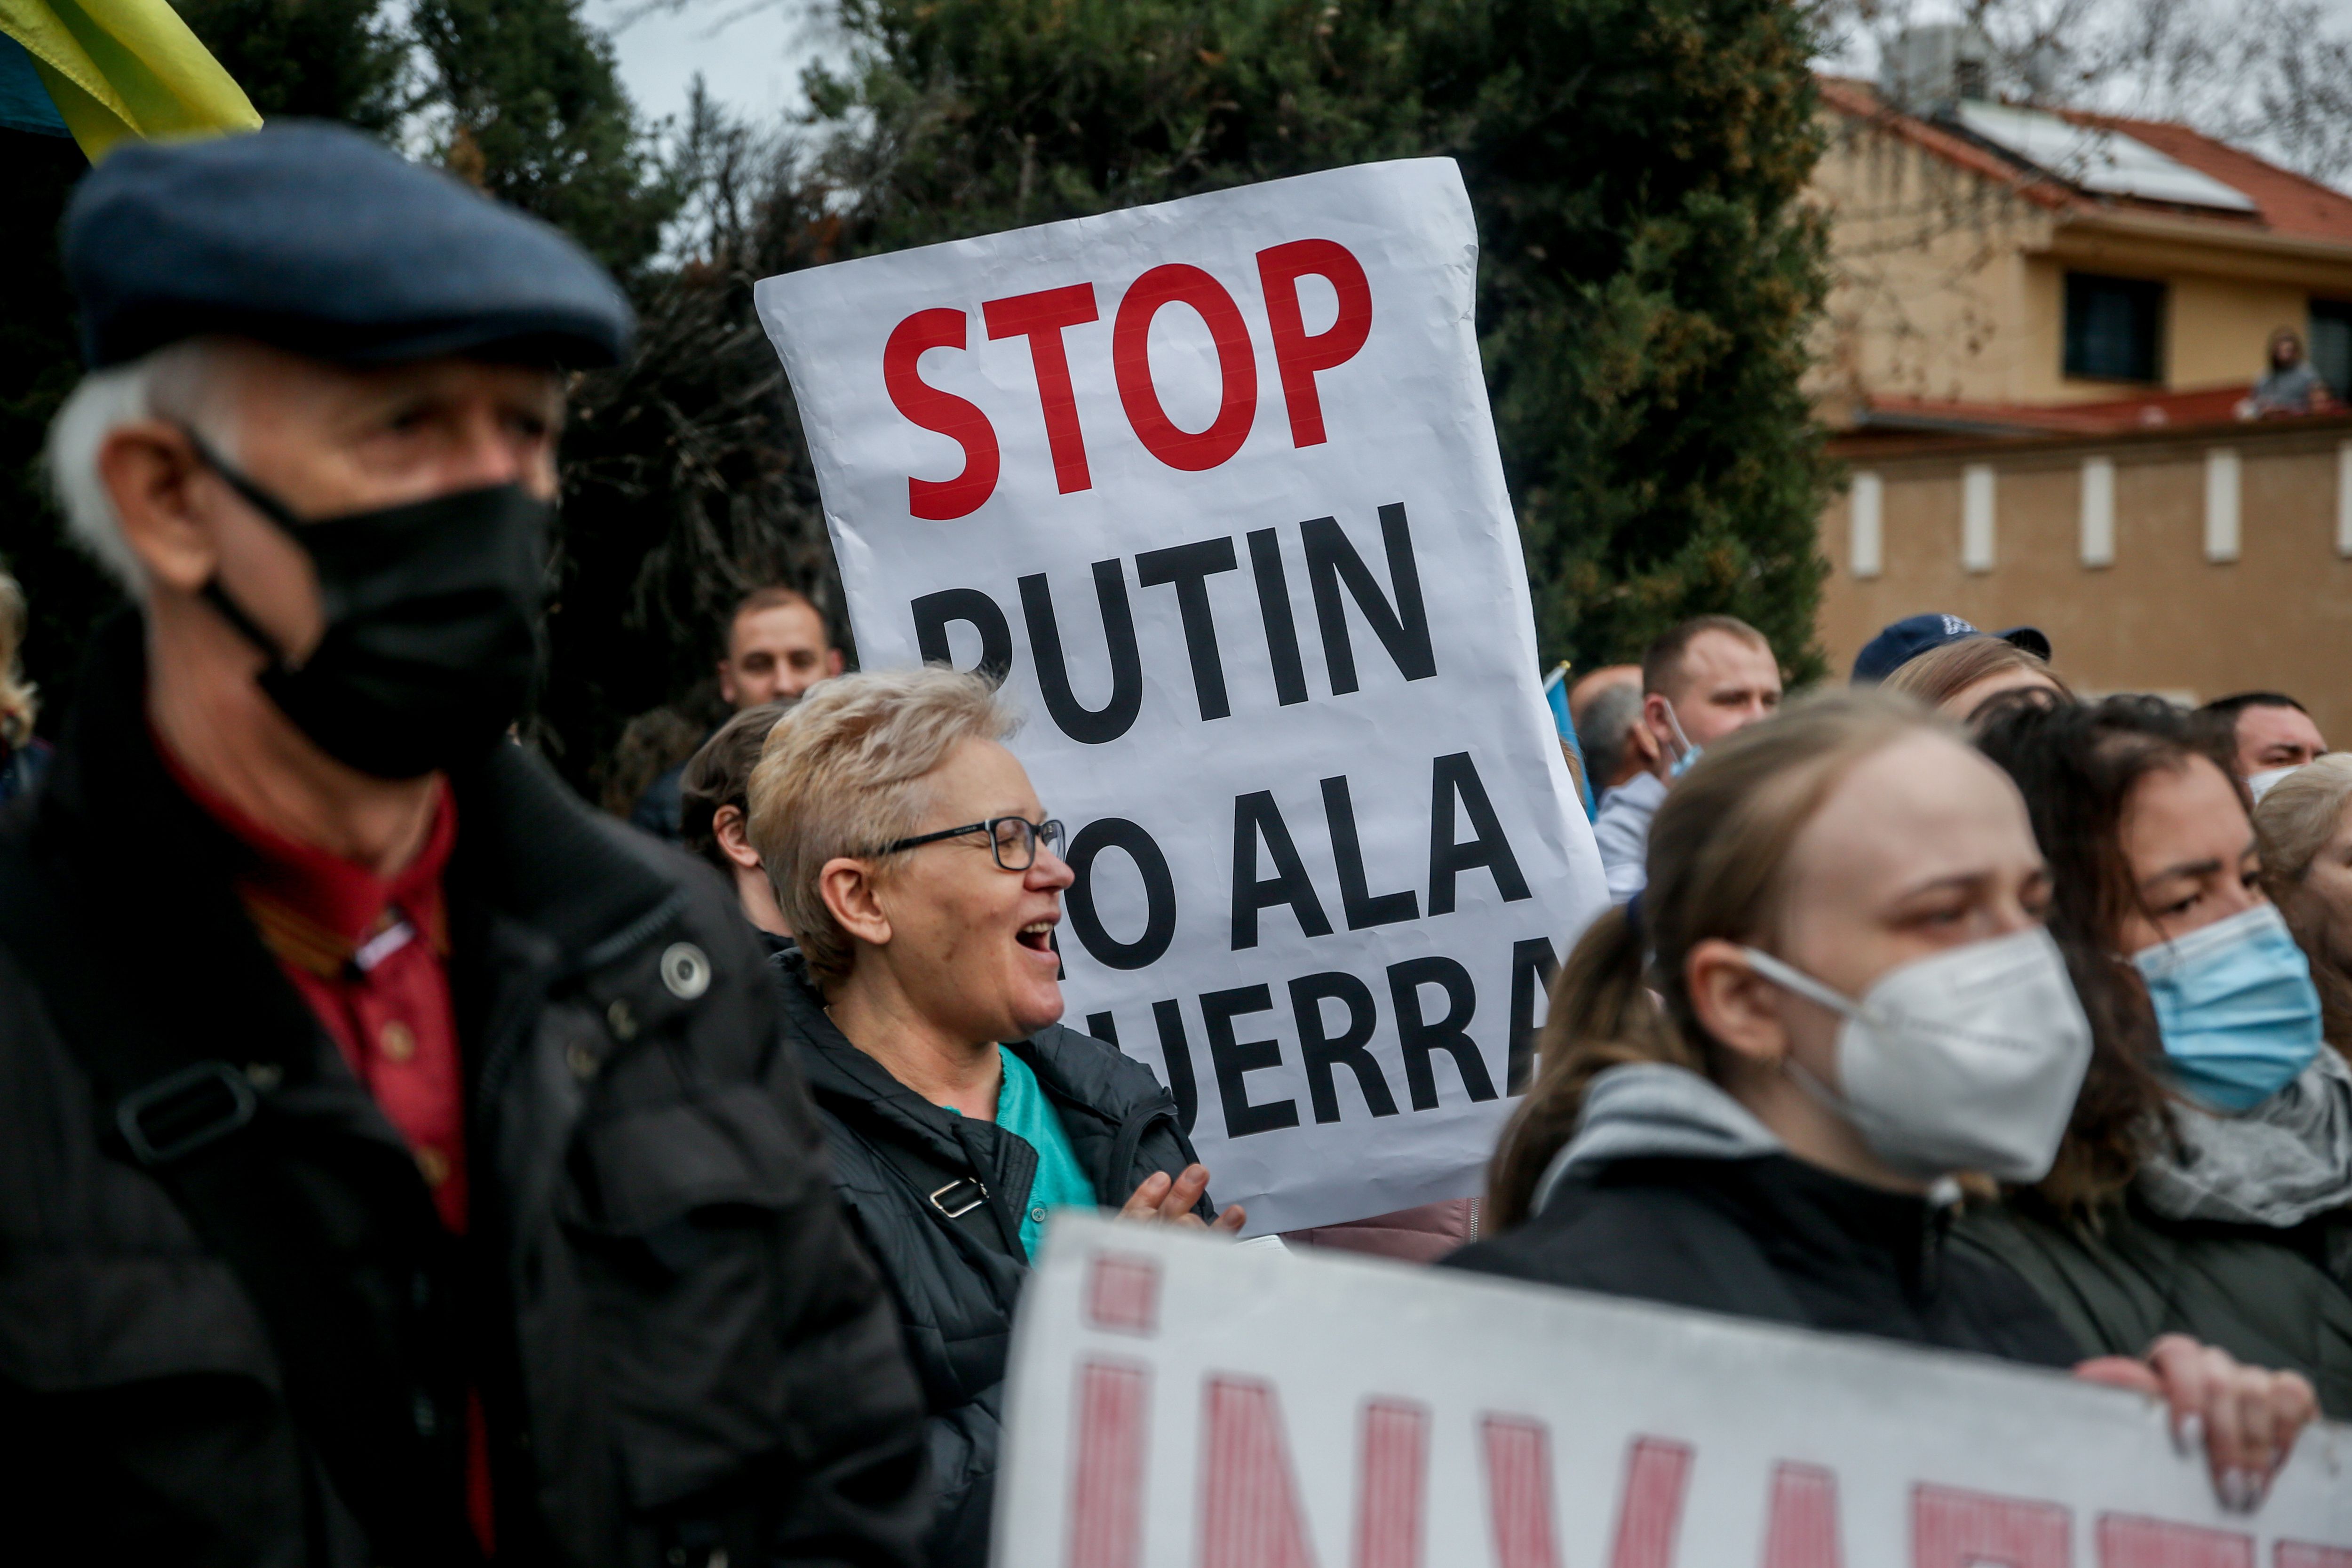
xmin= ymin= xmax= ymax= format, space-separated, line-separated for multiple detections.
xmin=755 ymin=159 xmax=1606 ymax=1233
xmin=996 ymin=1214 xmax=2352 ymax=1567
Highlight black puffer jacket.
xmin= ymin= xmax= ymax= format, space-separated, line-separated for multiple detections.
xmin=770 ymin=951 xmax=1208 ymax=1568
xmin=0 ymin=615 xmax=930 ymax=1568
xmin=1443 ymin=1064 xmax=2082 ymax=1369
xmin=1957 ymin=1195 xmax=2352 ymax=1417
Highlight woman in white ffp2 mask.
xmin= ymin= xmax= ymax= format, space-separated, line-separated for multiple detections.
xmin=1449 ymin=690 xmax=2315 ymax=1515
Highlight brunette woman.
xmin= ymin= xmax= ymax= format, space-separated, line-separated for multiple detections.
xmin=1962 ymin=695 xmax=2352 ymax=1428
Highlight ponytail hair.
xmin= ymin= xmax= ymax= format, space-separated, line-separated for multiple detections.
xmin=1486 ymin=688 xmax=1951 ymax=1229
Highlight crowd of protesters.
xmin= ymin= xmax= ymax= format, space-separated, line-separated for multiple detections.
xmin=2 ymin=120 xmax=2349 ymax=1568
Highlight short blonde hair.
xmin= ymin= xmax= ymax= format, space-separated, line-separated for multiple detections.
xmin=746 ymin=667 xmax=1018 ymax=988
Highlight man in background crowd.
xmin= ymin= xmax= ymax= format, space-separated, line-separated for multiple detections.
xmin=0 ymin=122 xmax=926 ymax=1566
xmin=681 ymin=699 xmax=798 ymax=953
xmin=632 ymin=585 xmax=843 ymax=839
xmin=1571 ymin=667 xmax=1654 ymax=799
xmin=1593 ymin=615 xmax=1782 ymax=902
xmin=2199 ymin=690 xmax=2329 ymax=796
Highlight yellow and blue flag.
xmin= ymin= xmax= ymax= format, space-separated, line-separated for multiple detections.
xmin=0 ymin=0 xmax=258 ymax=160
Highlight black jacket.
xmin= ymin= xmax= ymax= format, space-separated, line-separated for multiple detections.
xmin=1445 ymin=1153 xmax=2084 ymax=1369
xmin=0 ymin=615 xmax=929 ymax=1568
xmin=1957 ymin=1195 xmax=2352 ymax=1417
xmin=770 ymin=951 xmax=1207 ymax=1568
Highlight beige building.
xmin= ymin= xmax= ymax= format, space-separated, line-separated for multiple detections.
xmin=1807 ymin=72 xmax=2352 ymax=734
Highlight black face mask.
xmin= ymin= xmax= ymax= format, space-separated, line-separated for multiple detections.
xmin=188 ymin=435 xmax=553 ymax=780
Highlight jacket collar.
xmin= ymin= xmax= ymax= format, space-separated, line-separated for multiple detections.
xmin=1549 ymin=1067 xmax=1954 ymax=1302
xmin=770 ymin=947 xmax=985 ymax=1162
xmin=1534 ymin=1063 xmax=1783 ymax=1215
xmin=771 ymin=948 xmax=1177 ymax=1136
xmin=32 ymin=612 xmax=347 ymax=1093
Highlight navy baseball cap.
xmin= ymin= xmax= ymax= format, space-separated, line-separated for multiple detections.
xmin=64 ymin=120 xmax=635 ymax=370
xmin=1851 ymin=613 xmax=2052 ymax=684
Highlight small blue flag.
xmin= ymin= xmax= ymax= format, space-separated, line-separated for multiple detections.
xmin=1542 ymin=662 xmax=1597 ymax=821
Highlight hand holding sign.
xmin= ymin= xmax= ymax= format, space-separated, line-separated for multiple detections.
xmin=994 ymin=1219 xmax=2352 ymax=1567
xmin=2076 ymin=1336 xmax=2320 ymax=1512
xmin=1118 ymin=1163 xmax=1247 ymax=1234
xmin=757 ymin=159 xmax=1607 ymax=1234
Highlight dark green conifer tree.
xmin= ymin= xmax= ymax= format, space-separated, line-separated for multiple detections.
xmin=409 ymin=0 xmax=678 ymax=279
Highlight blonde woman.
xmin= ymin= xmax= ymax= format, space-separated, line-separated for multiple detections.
xmin=0 ymin=567 xmax=48 ymax=804
xmin=2256 ymin=752 xmax=2352 ymax=1052
xmin=747 ymin=667 xmax=1242 ymax=1568
xmin=1447 ymin=689 xmax=2315 ymax=1511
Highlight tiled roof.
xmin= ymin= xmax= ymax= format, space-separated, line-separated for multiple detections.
xmin=1858 ymin=386 xmax=2261 ymax=436
xmin=1816 ymin=77 xmax=2074 ymax=212
xmin=2059 ymin=111 xmax=2352 ymax=245
xmin=1816 ymin=76 xmax=2352 ymax=246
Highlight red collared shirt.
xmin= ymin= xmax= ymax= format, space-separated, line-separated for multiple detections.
xmin=157 ymin=737 xmax=468 ymax=1233
xmin=157 ymin=736 xmax=495 ymax=1553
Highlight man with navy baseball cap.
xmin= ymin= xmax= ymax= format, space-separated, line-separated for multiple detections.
xmin=0 ymin=123 xmax=926 ymax=1567
xmin=1851 ymin=612 xmax=2053 ymax=685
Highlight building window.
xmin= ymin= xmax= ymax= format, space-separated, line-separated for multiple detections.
xmin=2311 ymin=299 xmax=2352 ymax=400
xmin=2064 ymin=272 xmax=2165 ymax=383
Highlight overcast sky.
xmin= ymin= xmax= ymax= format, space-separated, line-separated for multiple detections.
xmin=592 ymin=0 xmax=834 ymax=129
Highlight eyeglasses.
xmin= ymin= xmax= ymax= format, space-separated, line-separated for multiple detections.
xmin=874 ymin=815 xmax=1066 ymax=871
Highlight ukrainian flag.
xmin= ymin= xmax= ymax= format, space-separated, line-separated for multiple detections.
xmin=0 ymin=0 xmax=258 ymax=160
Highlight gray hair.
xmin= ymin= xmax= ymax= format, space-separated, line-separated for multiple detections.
xmin=745 ymin=667 xmax=1020 ymax=989
xmin=1577 ymin=680 xmax=1646 ymax=788
xmin=43 ymin=338 xmax=243 ymax=590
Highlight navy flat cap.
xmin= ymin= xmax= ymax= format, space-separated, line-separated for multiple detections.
xmin=1851 ymin=613 xmax=2052 ymax=684
xmin=64 ymin=120 xmax=635 ymax=370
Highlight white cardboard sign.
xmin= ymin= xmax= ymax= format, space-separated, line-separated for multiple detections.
xmin=756 ymin=160 xmax=1605 ymax=1232
xmin=996 ymin=1214 xmax=2352 ymax=1567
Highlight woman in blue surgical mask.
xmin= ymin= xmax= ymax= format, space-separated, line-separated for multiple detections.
xmin=1452 ymin=690 xmax=2312 ymax=1512
xmin=1966 ymin=694 xmax=2352 ymax=1430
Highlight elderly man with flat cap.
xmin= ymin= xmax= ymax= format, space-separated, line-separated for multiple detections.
xmin=0 ymin=123 xmax=928 ymax=1568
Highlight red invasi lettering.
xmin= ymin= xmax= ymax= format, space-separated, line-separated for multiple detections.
xmin=1255 ymin=239 xmax=1373 ymax=448
xmin=1066 ymin=1361 xmax=1150 ymax=1568
xmin=983 ymin=282 xmax=1101 ymax=494
xmin=1761 ymin=1463 xmax=1843 ymax=1568
xmin=1198 ymin=1377 xmax=1318 ymax=1568
xmin=1084 ymin=1252 xmax=1160 ymax=1335
xmin=2095 ymin=1514 xmax=2250 ymax=1568
xmin=1353 ymin=1400 xmax=1427 ymax=1568
xmin=1608 ymin=1438 xmax=1693 ymax=1568
xmin=2278 ymin=1546 xmax=2352 ymax=1568
xmin=1479 ymin=1417 xmax=1559 ymax=1568
xmin=1112 ymin=263 xmax=1260 ymax=472
xmin=1913 ymin=1484 xmax=2071 ymax=1568
xmin=882 ymin=307 xmax=1000 ymax=520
